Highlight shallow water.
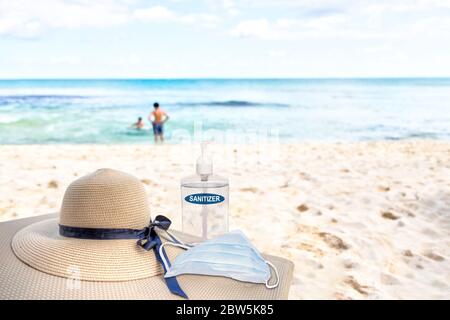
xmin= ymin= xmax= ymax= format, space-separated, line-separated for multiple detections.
xmin=0 ymin=78 xmax=449 ymax=144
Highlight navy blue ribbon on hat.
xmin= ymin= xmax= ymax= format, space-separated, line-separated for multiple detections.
xmin=59 ymin=215 xmax=188 ymax=299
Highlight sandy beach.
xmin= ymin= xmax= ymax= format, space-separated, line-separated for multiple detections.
xmin=1 ymin=140 xmax=449 ymax=299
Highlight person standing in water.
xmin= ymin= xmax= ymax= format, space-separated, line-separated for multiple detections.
xmin=148 ymin=102 xmax=169 ymax=143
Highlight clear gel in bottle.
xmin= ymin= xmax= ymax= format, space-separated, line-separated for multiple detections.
xmin=181 ymin=142 xmax=229 ymax=240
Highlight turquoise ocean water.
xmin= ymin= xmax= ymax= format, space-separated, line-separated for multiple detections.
xmin=0 ymin=79 xmax=449 ymax=144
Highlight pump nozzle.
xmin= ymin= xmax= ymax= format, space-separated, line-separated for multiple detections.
xmin=196 ymin=141 xmax=213 ymax=180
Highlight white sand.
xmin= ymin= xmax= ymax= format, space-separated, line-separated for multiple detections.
xmin=1 ymin=141 xmax=449 ymax=299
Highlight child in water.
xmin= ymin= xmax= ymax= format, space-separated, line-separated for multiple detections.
xmin=130 ymin=117 xmax=145 ymax=130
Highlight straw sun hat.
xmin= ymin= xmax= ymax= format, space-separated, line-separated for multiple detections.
xmin=0 ymin=169 xmax=293 ymax=300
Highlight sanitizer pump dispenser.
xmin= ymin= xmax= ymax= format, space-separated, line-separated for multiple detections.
xmin=181 ymin=142 xmax=229 ymax=240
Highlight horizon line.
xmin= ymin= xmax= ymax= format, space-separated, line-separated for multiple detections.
xmin=1 ymin=76 xmax=450 ymax=81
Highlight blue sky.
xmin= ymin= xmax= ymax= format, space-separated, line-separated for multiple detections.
xmin=1 ymin=0 xmax=450 ymax=78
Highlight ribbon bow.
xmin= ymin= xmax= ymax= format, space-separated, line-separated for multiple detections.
xmin=59 ymin=214 xmax=188 ymax=299
xmin=137 ymin=215 xmax=172 ymax=250
xmin=136 ymin=215 xmax=188 ymax=299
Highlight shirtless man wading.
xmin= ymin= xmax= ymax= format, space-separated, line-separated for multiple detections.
xmin=148 ymin=102 xmax=169 ymax=143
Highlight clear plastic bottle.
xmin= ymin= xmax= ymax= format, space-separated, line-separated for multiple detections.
xmin=181 ymin=142 xmax=229 ymax=240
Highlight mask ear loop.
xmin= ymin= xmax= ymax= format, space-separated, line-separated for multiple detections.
xmin=163 ymin=229 xmax=188 ymax=245
xmin=265 ymin=261 xmax=280 ymax=289
xmin=159 ymin=229 xmax=196 ymax=247
xmin=159 ymin=241 xmax=191 ymax=272
xmin=159 ymin=232 xmax=280 ymax=289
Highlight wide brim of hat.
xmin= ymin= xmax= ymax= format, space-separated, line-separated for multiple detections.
xmin=12 ymin=218 xmax=165 ymax=282
xmin=1 ymin=214 xmax=294 ymax=300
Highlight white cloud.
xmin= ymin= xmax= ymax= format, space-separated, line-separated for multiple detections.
xmin=179 ymin=13 xmax=220 ymax=27
xmin=134 ymin=5 xmax=176 ymax=21
xmin=3 ymin=0 xmax=448 ymax=40
xmin=230 ymin=19 xmax=283 ymax=39
xmin=410 ymin=16 xmax=450 ymax=35
xmin=0 ymin=18 xmax=42 ymax=38
xmin=0 ymin=1 xmax=220 ymax=37
xmin=362 ymin=0 xmax=450 ymax=13
xmin=229 ymin=14 xmax=352 ymax=40
xmin=221 ymin=0 xmax=241 ymax=16
xmin=134 ymin=6 xmax=219 ymax=27
xmin=230 ymin=0 xmax=450 ymax=40
xmin=1 ymin=0 xmax=450 ymax=77
xmin=0 ymin=0 xmax=130 ymax=37
xmin=238 ymin=0 xmax=450 ymax=10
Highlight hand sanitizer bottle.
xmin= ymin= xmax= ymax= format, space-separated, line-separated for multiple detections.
xmin=181 ymin=142 xmax=229 ymax=240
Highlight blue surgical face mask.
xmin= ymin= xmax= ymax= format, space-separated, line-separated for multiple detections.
xmin=159 ymin=230 xmax=279 ymax=289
